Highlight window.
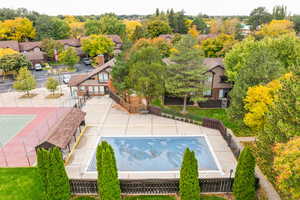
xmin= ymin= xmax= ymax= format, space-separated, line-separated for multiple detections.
xmin=99 ymin=86 xmax=105 ymax=94
xmin=220 ymin=76 xmax=228 ymax=83
xmin=98 ymin=72 xmax=109 ymax=82
xmin=203 ymin=89 xmax=212 ymax=96
xmin=79 ymin=86 xmax=85 ymax=91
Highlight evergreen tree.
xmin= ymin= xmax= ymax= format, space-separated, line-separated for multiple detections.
xmin=165 ymin=35 xmax=208 ymax=113
xmin=47 ymin=148 xmax=71 ymax=200
xmin=168 ymin=9 xmax=176 ymax=32
xmin=233 ymin=147 xmax=256 ymax=200
xmin=176 ymin=11 xmax=188 ymax=34
xmin=179 ymin=148 xmax=200 ymax=200
xmin=37 ymin=148 xmax=49 ymax=192
xmin=97 ymin=141 xmax=121 ymax=200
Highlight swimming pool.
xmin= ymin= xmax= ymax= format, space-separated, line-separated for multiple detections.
xmin=87 ymin=136 xmax=219 ymax=172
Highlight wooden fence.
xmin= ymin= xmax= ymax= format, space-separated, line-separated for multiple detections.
xmin=70 ymin=178 xmax=236 ymax=195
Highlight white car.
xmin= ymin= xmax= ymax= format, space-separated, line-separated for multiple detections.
xmin=34 ymin=64 xmax=42 ymax=71
xmin=63 ymin=74 xmax=71 ymax=84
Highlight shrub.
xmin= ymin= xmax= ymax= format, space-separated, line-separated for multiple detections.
xmin=97 ymin=141 xmax=121 ymax=200
xmin=73 ymin=196 xmax=96 ymax=200
xmin=124 ymin=195 xmax=175 ymax=200
xmin=233 ymin=147 xmax=256 ymax=200
xmin=179 ymin=148 xmax=200 ymax=200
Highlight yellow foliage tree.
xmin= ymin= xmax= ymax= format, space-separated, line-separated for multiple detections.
xmin=185 ymin=19 xmax=193 ymax=29
xmin=69 ymin=22 xmax=85 ymax=39
xmin=243 ymin=73 xmax=292 ymax=129
xmin=188 ymin=25 xmax=199 ymax=38
xmin=0 ymin=17 xmax=36 ymax=42
xmin=123 ymin=20 xmax=142 ymax=40
xmin=132 ymin=37 xmax=172 ymax=57
xmin=0 ymin=48 xmax=18 ymax=57
xmin=273 ymin=137 xmax=300 ymax=200
xmin=256 ymin=20 xmax=295 ymax=37
xmin=63 ymin=15 xmax=78 ymax=24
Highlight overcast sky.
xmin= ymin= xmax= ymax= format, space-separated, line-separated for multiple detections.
xmin=0 ymin=0 xmax=299 ymax=16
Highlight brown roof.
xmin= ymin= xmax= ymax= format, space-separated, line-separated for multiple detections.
xmin=106 ymin=35 xmax=122 ymax=44
xmin=198 ymin=34 xmax=218 ymax=42
xmin=68 ymin=58 xmax=115 ymax=87
xmin=22 ymin=51 xmax=45 ymax=61
xmin=159 ymin=34 xmax=174 ymax=41
xmin=19 ymin=41 xmax=42 ymax=51
xmin=57 ymin=39 xmax=81 ymax=47
xmin=44 ymin=108 xmax=86 ymax=149
xmin=0 ymin=40 xmax=20 ymax=51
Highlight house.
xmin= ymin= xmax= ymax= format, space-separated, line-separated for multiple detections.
xmin=163 ymin=57 xmax=232 ymax=100
xmin=0 ymin=40 xmax=20 ymax=51
xmin=203 ymin=58 xmax=232 ymax=100
xmin=19 ymin=41 xmax=46 ymax=65
xmin=68 ymin=57 xmax=115 ymax=97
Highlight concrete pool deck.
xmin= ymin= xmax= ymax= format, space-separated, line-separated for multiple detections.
xmin=65 ymin=96 xmax=237 ymax=179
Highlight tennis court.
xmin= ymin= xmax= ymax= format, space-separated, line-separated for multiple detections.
xmin=0 ymin=115 xmax=35 ymax=146
xmin=0 ymin=107 xmax=72 ymax=167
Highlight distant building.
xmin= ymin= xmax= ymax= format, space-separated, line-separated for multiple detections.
xmin=240 ymin=24 xmax=251 ymax=36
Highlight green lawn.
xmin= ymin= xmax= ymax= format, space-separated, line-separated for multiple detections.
xmin=201 ymin=194 xmax=227 ymax=200
xmin=165 ymin=106 xmax=254 ymax=137
xmin=0 ymin=167 xmax=45 ymax=200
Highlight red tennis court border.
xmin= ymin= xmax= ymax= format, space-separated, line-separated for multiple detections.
xmin=0 ymin=107 xmax=72 ymax=167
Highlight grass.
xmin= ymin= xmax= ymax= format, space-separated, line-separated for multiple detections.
xmin=200 ymin=194 xmax=227 ymax=200
xmin=164 ymin=105 xmax=254 ymax=137
xmin=0 ymin=167 xmax=45 ymax=200
xmin=123 ymin=196 xmax=175 ymax=200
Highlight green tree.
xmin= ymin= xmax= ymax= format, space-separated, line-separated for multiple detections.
xmin=41 ymin=38 xmax=64 ymax=60
xmin=226 ymin=44 xmax=285 ymax=119
xmin=165 ymin=35 xmax=208 ymax=113
xmin=85 ymin=14 xmax=126 ymax=37
xmin=47 ymin=148 xmax=71 ymax=200
xmin=233 ymin=147 xmax=256 ymax=200
xmin=81 ymin=34 xmax=115 ymax=57
xmin=58 ymin=47 xmax=79 ymax=69
xmin=128 ymin=47 xmax=166 ymax=106
xmin=292 ymin=15 xmax=300 ymax=33
xmin=13 ymin=67 xmax=37 ymax=96
xmin=272 ymin=5 xmax=288 ymax=20
xmin=146 ymin=20 xmax=172 ymax=38
xmin=36 ymin=148 xmax=49 ymax=193
xmin=45 ymin=77 xmax=59 ymax=95
xmin=96 ymin=141 xmax=121 ymax=200
xmin=35 ymin=16 xmax=70 ymax=40
xmin=192 ymin=17 xmax=208 ymax=33
xmin=248 ymin=7 xmax=272 ymax=30
xmin=179 ymin=148 xmax=200 ymax=200
xmin=0 ymin=53 xmax=31 ymax=79
xmin=131 ymin=25 xmax=146 ymax=41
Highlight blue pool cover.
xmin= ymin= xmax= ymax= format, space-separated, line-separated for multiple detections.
xmin=87 ymin=136 xmax=219 ymax=172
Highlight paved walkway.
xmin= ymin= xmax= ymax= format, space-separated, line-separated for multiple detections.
xmin=66 ymin=96 xmax=237 ymax=180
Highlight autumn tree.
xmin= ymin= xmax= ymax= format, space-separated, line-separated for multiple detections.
xmin=233 ymin=147 xmax=256 ymax=200
xmin=69 ymin=22 xmax=85 ymax=39
xmin=131 ymin=25 xmax=146 ymax=41
xmin=41 ymin=38 xmax=64 ymax=60
xmin=81 ymin=34 xmax=115 ymax=57
xmin=256 ymin=20 xmax=295 ymax=38
xmin=127 ymin=47 xmax=166 ymax=106
xmin=132 ymin=38 xmax=172 ymax=58
xmin=201 ymin=34 xmax=237 ymax=57
xmin=13 ymin=67 xmax=37 ymax=96
xmin=273 ymin=137 xmax=300 ymax=200
xmin=45 ymin=77 xmax=59 ymax=95
xmin=123 ymin=19 xmax=142 ymax=40
xmin=58 ymin=47 xmax=79 ymax=69
xmin=0 ymin=17 xmax=36 ymax=41
xmin=146 ymin=20 xmax=172 ymax=38
xmin=0 ymin=48 xmax=18 ymax=57
xmin=165 ymin=35 xmax=208 ymax=113
xmin=0 ymin=53 xmax=31 ymax=80
xmin=192 ymin=17 xmax=208 ymax=33
xmin=248 ymin=7 xmax=272 ymax=30
xmin=35 ymin=16 xmax=70 ymax=40
xmin=188 ymin=25 xmax=199 ymax=38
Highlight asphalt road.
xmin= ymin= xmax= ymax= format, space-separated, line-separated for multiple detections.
xmin=0 ymin=63 xmax=93 ymax=93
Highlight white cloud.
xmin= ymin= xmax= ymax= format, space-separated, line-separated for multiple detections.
xmin=0 ymin=0 xmax=299 ymax=16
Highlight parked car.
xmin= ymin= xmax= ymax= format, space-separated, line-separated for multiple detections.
xmin=82 ymin=58 xmax=91 ymax=65
xmin=34 ymin=64 xmax=42 ymax=71
xmin=63 ymin=74 xmax=71 ymax=84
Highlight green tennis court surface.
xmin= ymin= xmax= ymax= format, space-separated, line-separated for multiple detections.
xmin=0 ymin=115 xmax=35 ymax=145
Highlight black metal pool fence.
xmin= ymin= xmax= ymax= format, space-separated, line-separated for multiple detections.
xmin=70 ymin=178 xmax=260 ymax=194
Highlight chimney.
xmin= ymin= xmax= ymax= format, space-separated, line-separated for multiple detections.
xmin=96 ymin=54 xmax=105 ymax=66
